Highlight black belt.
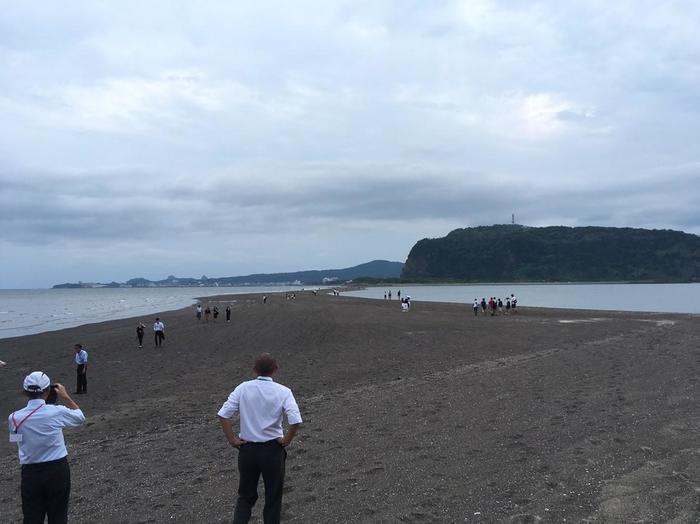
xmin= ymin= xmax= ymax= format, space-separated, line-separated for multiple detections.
xmin=21 ymin=456 xmax=68 ymax=470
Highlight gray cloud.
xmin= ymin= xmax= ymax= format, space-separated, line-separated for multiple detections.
xmin=1 ymin=1 xmax=699 ymax=286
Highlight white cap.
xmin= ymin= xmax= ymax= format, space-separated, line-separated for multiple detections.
xmin=23 ymin=371 xmax=50 ymax=392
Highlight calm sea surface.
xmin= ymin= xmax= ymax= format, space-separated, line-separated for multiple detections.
xmin=346 ymin=283 xmax=700 ymax=315
xmin=0 ymin=286 xmax=311 ymax=339
xmin=0 ymin=283 xmax=697 ymax=340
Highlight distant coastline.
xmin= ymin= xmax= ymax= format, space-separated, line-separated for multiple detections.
xmin=52 ymin=259 xmax=404 ymax=289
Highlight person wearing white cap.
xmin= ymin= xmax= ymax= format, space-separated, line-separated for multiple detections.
xmin=8 ymin=371 xmax=85 ymax=524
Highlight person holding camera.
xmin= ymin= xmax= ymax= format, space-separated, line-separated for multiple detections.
xmin=8 ymin=371 xmax=86 ymax=524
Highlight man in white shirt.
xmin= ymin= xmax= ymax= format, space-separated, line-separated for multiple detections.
xmin=8 ymin=371 xmax=85 ymax=524
xmin=218 ymin=354 xmax=302 ymax=524
xmin=153 ymin=318 xmax=165 ymax=347
xmin=74 ymin=344 xmax=88 ymax=394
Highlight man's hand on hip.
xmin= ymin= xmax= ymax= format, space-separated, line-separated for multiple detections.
xmin=230 ymin=436 xmax=247 ymax=449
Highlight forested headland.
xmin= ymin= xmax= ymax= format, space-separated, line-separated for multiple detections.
xmin=401 ymin=225 xmax=700 ymax=283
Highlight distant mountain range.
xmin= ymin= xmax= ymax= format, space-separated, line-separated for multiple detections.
xmin=401 ymin=225 xmax=700 ymax=282
xmin=52 ymin=260 xmax=405 ymax=288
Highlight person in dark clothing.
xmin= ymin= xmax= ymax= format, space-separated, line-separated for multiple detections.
xmin=136 ymin=323 xmax=145 ymax=348
xmin=226 ymin=306 xmax=231 ymax=322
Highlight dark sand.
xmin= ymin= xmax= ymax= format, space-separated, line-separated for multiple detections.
xmin=1 ymin=293 xmax=698 ymax=523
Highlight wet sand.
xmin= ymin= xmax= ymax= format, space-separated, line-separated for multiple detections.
xmin=0 ymin=292 xmax=698 ymax=523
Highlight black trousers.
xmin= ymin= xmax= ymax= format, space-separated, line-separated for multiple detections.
xmin=76 ymin=364 xmax=87 ymax=393
xmin=21 ymin=457 xmax=70 ymax=524
xmin=137 ymin=332 xmax=144 ymax=345
xmin=154 ymin=331 xmax=164 ymax=347
xmin=233 ymin=441 xmax=286 ymax=524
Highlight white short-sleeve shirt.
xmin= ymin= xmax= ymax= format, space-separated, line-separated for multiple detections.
xmin=218 ymin=377 xmax=302 ymax=442
xmin=8 ymin=399 xmax=86 ymax=465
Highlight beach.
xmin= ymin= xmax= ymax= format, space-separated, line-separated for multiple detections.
xmin=0 ymin=292 xmax=698 ymax=523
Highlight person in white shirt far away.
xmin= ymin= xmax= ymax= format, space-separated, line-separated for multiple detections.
xmin=153 ymin=318 xmax=165 ymax=347
xmin=73 ymin=344 xmax=88 ymax=394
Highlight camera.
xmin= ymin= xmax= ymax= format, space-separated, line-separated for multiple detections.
xmin=46 ymin=384 xmax=59 ymax=405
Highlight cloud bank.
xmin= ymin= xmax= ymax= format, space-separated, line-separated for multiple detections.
xmin=1 ymin=1 xmax=699 ymax=287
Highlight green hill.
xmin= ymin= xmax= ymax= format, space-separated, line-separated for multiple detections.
xmin=401 ymin=225 xmax=700 ymax=283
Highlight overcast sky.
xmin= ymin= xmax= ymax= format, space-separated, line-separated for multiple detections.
xmin=1 ymin=1 xmax=699 ymax=287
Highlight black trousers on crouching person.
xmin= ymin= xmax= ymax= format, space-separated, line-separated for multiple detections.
xmin=233 ymin=440 xmax=286 ymax=524
xmin=21 ymin=457 xmax=71 ymax=524
xmin=76 ymin=364 xmax=87 ymax=394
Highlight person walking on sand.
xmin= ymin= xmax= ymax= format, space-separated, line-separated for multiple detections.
xmin=196 ymin=305 xmax=203 ymax=321
xmin=481 ymin=298 xmax=487 ymax=315
xmin=473 ymin=299 xmax=479 ymax=316
xmin=205 ymin=306 xmax=211 ymax=322
xmin=226 ymin=305 xmax=231 ymax=322
xmin=8 ymin=372 xmax=86 ymax=524
xmin=218 ymin=354 xmax=302 ymax=524
xmin=153 ymin=318 xmax=165 ymax=347
xmin=73 ymin=344 xmax=88 ymax=394
xmin=136 ymin=323 xmax=145 ymax=348
xmin=213 ymin=306 xmax=219 ymax=321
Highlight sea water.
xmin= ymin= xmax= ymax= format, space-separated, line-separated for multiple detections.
xmin=345 ymin=283 xmax=700 ymax=315
xmin=0 ymin=286 xmax=311 ymax=339
xmin=1 ymin=283 xmax=697 ymax=340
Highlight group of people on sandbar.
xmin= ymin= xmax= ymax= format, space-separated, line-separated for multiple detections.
xmin=196 ymin=303 xmax=232 ymax=322
xmin=383 ymin=289 xmax=404 ymax=300
xmin=473 ymin=294 xmax=518 ymax=316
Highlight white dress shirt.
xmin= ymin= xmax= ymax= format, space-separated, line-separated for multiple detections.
xmin=8 ymin=399 xmax=86 ymax=465
xmin=153 ymin=321 xmax=165 ymax=332
xmin=218 ymin=377 xmax=302 ymax=442
xmin=74 ymin=349 xmax=88 ymax=365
